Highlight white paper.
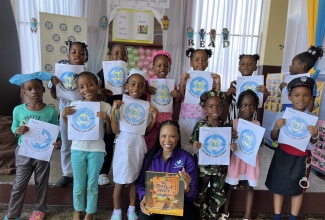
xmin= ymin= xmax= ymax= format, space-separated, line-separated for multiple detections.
xmin=198 ymin=127 xmax=232 ymax=165
xmin=55 ymin=63 xmax=84 ymax=101
xmin=103 ymin=60 xmax=128 ymax=95
xmin=19 ymin=119 xmax=59 ymax=162
xmin=67 ymin=101 xmax=100 ymax=140
xmin=281 ymin=73 xmax=310 ymax=104
xmin=150 ymin=79 xmax=174 ymax=113
xmin=184 ymin=71 xmax=213 ymax=104
xmin=236 ymin=75 xmax=264 ymax=108
xmin=278 ymin=108 xmax=318 ymax=151
xmin=234 ymin=119 xmax=265 ymax=167
xmin=120 ymin=94 xmax=150 ymax=135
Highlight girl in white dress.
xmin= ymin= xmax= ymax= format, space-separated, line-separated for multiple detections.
xmin=110 ymin=72 xmax=158 ymax=220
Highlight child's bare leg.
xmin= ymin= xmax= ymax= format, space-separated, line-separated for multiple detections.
xmin=291 ymin=194 xmax=303 ymax=216
xmin=129 ymin=182 xmax=137 ymax=206
xmin=222 ymin=183 xmax=235 ymax=215
xmin=73 ymin=210 xmax=82 ymax=220
xmin=274 ymin=193 xmax=284 ymax=214
xmin=244 ymin=181 xmax=254 ymax=219
xmin=113 ymin=183 xmax=124 ymax=209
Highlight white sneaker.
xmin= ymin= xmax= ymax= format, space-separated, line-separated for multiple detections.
xmin=110 ymin=213 xmax=122 ymax=220
xmin=127 ymin=212 xmax=138 ymax=220
xmin=98 ymin=174 xmax=110 ymax=186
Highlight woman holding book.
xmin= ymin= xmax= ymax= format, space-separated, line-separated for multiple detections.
xmin=136 ymin=120 xmax=199 ymax=220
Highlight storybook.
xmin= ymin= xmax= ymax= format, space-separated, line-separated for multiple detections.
xmin=145 ymin=171 xmax=184 ymax=216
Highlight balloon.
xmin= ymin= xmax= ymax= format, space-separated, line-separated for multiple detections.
xmin=138 ymin=47 xmax=145 ymax=55
xmin=139 ymin=55 xmax=146 ymax=61
xmin=145 ymin=48 xmax=152 ymax=55
xmin=137 ymin=60 xmax=144 ymax=68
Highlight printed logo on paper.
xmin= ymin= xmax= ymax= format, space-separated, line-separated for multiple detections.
xmin=52 ymin=34 xmax=60 ymax=42
xmin=74 ymin=25 xmax=81 ymax=33
xmin=26 ymin=128 xmax=52 ymax=152
xmin=45 ymin=21 xmax=53 ymax=29
xmin=189 ymin=77 xmax=209 ymax=97
xmin=153 ymin=85 xmax=171 ymax=106
xmin=239 ymin=129 xmax=256 ymax=154
xmin=72 ymin=108 xmax=96 ymax=132
xmin=283 ymin=117 xmax=308 ymax=139
xmin=60 ymin=23 xmax=67 ymax=31
xmin=240 ymin=81 xmax=259 ymax=95
xmin=46 ymin=44 xmax=54 ymax=52
xmin=59 ymin=72 xmax=78 ymax=93
xmin=45 ymin=64 xmax=52 ymax=71
xmin=202 ymin=134 xmax=227 ymax=157
xmin=68 ymin=36 xmax=76 ymax=42
xmin=60 ymin=46 xmax=68 ymax=53
xmin=107 ymin=66 xmax=126 ymax=87
xmin=123 ymin=103 xmax=146 ymax=125
xmin=173 ymin=158 xmax=184 ymax=168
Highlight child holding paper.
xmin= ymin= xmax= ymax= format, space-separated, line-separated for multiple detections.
xmin=179 ymin=48 xmax=221 ymax=154
xmin=62 ymin=71 xmax=112 ymax=220
xmin=226 ymin=54 xmax=269 ymax=122
xmin=190 ymin=90 xmax=237 ymax=220
xmin=5 ymin=72 xmax=60 ymax=220
xmin=220 ymin=89 xmax=261 ymax=220
xmin=265 ymin=76 xmax=319 ymax=220
xmin=110 ymin=72 xmax=158 ymax=220
xmin=145 ymin=50 xmax=181 ymax=150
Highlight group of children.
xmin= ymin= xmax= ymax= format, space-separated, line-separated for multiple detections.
xmin=3 ymin=41 xmax=323 ymax=220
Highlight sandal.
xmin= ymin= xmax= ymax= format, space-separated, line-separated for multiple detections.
xmin=98 ymin=174 xmax=110 ymax=186
xmin=218 ymin=212 xmax=229 ymax=220
xmin=29 ymin=211 xmax=45 ymax=220
xmin=73 ymin=211 xmax=82 ymax=220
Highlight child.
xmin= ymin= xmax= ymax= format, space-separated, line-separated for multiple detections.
xmin=179 ymin=48 xmax=221 ymax=154
xmin=97 ymin=43 xmax=128 ymax=186
xmin=110 ymin=72 xmax=158 ymax=220
xmin=144 ymin=50 xmax=181 ymax=150
xmin=221 ymin=90 xmax=261 ymax=220
xmin=280 ymin=46 xmax=323 ymax=112
xmin=50 ymin=40 xmax=89 ymax=188
xmin=226 ymin=54 xmax=269 ymax=123
xmin=137 ymin=120 xmax=199 ymax=220
xmin=190 ymin=90 xmax=237 ymax=220
xmin=5 ymin=72 xmax=60 ymax=220
xmin=265 ymin=76 xmax=319 ymax=220
xmin=62 ymin=71 xmax=112 ymax=220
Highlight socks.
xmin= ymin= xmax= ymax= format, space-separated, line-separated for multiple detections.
xmin=289 ymin=214 xmax=298 ymax=220
xmin=273 ymin=213 xmax=282 ymax=220
xmin=128 ymin=205 xmax=136 ymax=213
xmin=113 ymin=209 xmax=122 ymax=215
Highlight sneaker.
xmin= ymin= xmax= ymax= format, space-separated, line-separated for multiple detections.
xmin=3 ymin=215 xmax=21 ymax=220
xmin=29 ymin=211 xmax=46 ymax=220
xmin=127 ymin=212 xmax=138 ymax=220
xmin=98 ymin=174 xmax=110 ymax=186
xmin=54 ymin=176 xmax=73 ymax=188
xmin=110 ymin=213 xmax=122 ymax=220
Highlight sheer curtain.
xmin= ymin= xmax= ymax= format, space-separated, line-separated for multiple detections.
xmin=186 ymin=0 xmax=263 ymax=91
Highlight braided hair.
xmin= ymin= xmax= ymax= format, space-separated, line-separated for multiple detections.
xmin=236 ymin=89 xmax=259 ymax=109
xmin=295 ymin=45 xmax=323 ymax=71
xmin=65 ymin=41 xmax=89 ymax=62
xmin=108 ymin=43 xmax=128 ymax=56
xmin=186 ymin=48 xmax=212 ymax=60
xmin=75 ymin=71 xmax=99 ymax=86
xmin=239 ymin=54 xmax=260 ymax=63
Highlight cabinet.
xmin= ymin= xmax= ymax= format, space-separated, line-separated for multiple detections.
xmin=311 ymin=120 xmax=325 ymax=174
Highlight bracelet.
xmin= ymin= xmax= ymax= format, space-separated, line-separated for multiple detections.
xmin=311 ymin=134 xmax=319 ymax=140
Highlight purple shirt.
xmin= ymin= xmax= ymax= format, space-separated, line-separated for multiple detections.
xmin=136 ymin=147 xmax=199 ymax=203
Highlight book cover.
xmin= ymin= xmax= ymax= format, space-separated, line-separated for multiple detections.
xmin=145 ymin=171 xmax=184 ymax=216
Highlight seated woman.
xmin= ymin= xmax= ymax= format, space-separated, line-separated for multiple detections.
xmin=136 ymin=120 xmax=199 ymax=220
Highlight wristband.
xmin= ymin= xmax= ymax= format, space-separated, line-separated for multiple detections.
xmin=311 ymin=134 xmax=319 ymax=140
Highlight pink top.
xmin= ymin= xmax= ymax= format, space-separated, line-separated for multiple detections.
xmin=179 ymin=102 xmax=205 ymax=119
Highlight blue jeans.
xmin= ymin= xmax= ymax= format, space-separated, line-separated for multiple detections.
xmin=71 ymin=150 xmax=104 ymax=214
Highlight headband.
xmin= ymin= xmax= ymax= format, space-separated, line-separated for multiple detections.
xmin=152 ymin=50 xmax=172 ymax=66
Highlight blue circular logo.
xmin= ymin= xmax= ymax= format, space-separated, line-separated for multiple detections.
xmin=60 ymin=23 xmax=67 ymax=31
xmin=283 ymin=117 xmax=308 ymax=138
xmin=46 ymin=44 xmax=54 ymax=52
xmin=52 ymin=34 xmax=60 ymax=42
xmin=124 ymin=103 xmax=146 ymax=125
xmin=60 ymin=46 xmax=68 ymax=53
xmin=154 ymin=85 xmax=171 ymax=106
xmin=189 ymin=77 xmax=209 ymax=97
xmin=72 ymin=108 xmax=96 ymax=132
xmin=45 ymin=64 xmax=52 ymax=71
xmin=239 ymin=129 xmax=256 ymax=154
xmin=59 ymin=72 xmax=77 ymax=93
xmin=27 ymin=128 xmax=52 ymax=151
xmin=202 ymin=134 xmax=226 ymax=156
xmin=68 ymin=36 xmax=76 ymax=42
xmin=107 ymin=66 xmax=126 ymax=87
xmin=45 ymin=21 xmax=53 ymax=29
xmin=57 ymin=59 xmax=70 ymax=64
xmin=240 ymin=81 xmax=258 ymax=94
xmin=74 ymin=25 xmax=81 ymax=33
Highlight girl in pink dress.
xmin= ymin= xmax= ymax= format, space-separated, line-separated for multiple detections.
xmin=220 ymin=89 xmax=261 ymax=220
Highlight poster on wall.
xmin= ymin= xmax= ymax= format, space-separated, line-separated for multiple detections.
xmin=112 ymin=9 xmax=154 ymax=44
xmin=40 ymin=12 xmax=87 ymax=73
xmin=312 ymin=81 xmax=324 ymax=116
